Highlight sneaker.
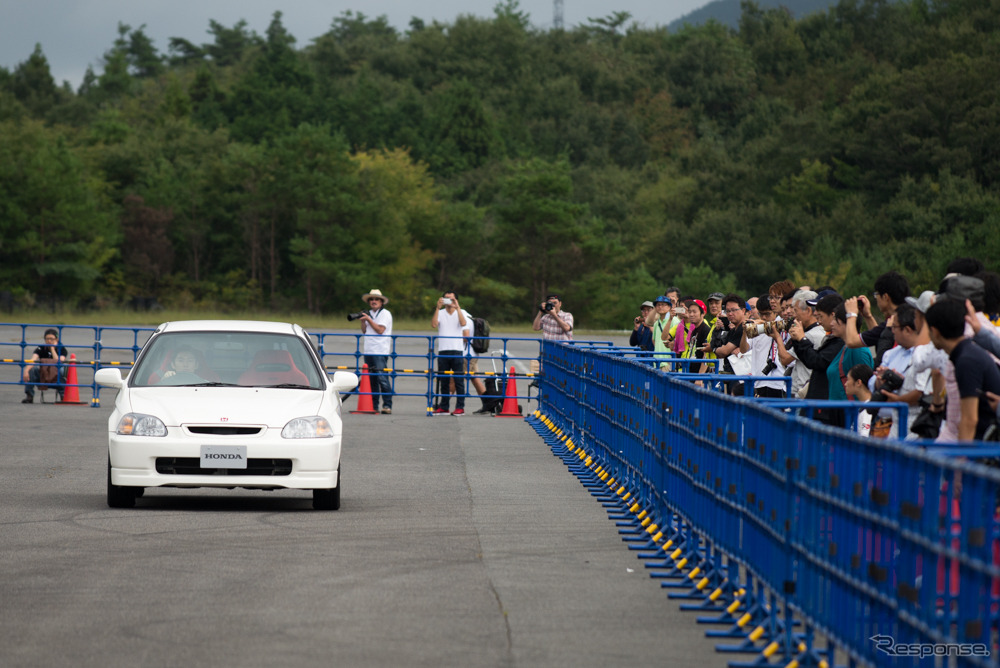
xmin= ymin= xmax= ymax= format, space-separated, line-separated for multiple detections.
xmin=472 ymin=407 xmax=491 ymax=415
xmin=452 ymin=408 xmax=465 ymax=416
xmin=433 ymin=408 xmax=449 ymax=414
xmin=380 ymin=407 xmax=392 ymax=415
xmin=21 ymin=396 xmax=33 ymax=404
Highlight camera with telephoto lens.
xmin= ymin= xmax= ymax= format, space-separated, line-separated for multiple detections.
xmin=870 ymin=368 xmax=905 ymax=403
xmin=744 ymin=320 xmax=790 ymax=339
xmin=346 ymin=312 xmax=366 ymax=321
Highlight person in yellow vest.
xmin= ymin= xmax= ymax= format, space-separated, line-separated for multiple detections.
xmin=645 ymin=295 xmax=675 ymax=370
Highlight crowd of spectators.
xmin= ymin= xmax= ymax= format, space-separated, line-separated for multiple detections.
xmin=629 ymin=258 xmax=1000 ymax=443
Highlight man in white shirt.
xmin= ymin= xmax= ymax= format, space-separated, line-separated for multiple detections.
xmin=740 ymin=294 xmax=788 ymax=397
xmin=358 ymin=289 xmax=394 ymax=414
xmin=432 ymin=291 xmax=470 ymax=415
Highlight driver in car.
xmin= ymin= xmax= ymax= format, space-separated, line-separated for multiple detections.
xmin=160 ymin=348 xmax=201 ymax=383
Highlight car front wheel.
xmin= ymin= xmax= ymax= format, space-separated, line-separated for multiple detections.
xmin=312 ymin=463 xmax=341 ymax=510
xmin=107 ymin=460 xmax=138 ymax=508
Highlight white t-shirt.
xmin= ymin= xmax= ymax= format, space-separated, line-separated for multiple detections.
xmin=362 ymin=308 xmax=393 ymax=355
xmin=436 ymin=308 xmax=470 ymax=352
xmin=461 ymin=310 xmax=477 ymax=357
xmin=857 ymin=409 xmax=873 ymax=437
xmin=749 ymin=330 xmax=787 ymax=393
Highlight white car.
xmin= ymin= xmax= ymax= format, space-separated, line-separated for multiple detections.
xmin=96 ymin=320 xmax=358 ymax=510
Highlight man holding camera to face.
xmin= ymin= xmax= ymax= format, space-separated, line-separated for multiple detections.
xmin=355 ymin=289 xmax=394 ymax=414
xmin=432 ymin=291 xmax=470 ymax=415
xmin=739 ymin=294 xmax=788 ymax=397
xmin=532 ymin=293 xmax=574 ymax=341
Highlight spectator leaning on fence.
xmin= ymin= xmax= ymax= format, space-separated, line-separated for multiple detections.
xmin=533 ymin=293 xmax=573 ymax=341
xmin=358 ymin=289 xmax=393 ymax=415
xmin=21 ymin=328 xmax=68 ymax=404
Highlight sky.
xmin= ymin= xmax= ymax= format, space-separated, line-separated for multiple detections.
xmin=1 ymin=0 xmax=706 ymax=89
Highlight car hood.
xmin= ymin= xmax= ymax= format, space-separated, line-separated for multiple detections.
xmin=125 ymin=387 xmax=329 ymax=427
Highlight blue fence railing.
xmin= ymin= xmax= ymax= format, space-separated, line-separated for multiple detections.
xmin=1 ymin=323 xmax=550 ymax=411
xmin=532 ymin=340 xmax=1000 ymax=668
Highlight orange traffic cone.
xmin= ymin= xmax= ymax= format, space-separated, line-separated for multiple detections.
xmin=495 ymin=366 xmax=522 ymax=418
xmin=350 ymin=363 xmax=378 ymax=414
xmin=56 ymin=354 xmax=86 ymax=405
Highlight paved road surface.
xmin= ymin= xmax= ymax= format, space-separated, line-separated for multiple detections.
xmin=1 ymin=324 xmax=724 ymax=667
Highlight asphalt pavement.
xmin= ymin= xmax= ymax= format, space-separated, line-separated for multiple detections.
xmin=0 ymin=324 xmax=725 ymax=668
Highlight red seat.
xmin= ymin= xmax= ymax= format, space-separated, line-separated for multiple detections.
xmin=237 ymin=350 xmax=309 ymax=387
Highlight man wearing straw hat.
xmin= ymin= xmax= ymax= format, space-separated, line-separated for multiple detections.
xmin=358 ymin=289 xmax=394 ymax=414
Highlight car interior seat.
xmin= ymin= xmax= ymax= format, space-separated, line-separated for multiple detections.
xmin=237 ymin=350 xmax=309 ymax=387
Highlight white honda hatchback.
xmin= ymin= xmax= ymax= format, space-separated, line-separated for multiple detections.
xmin=96 ymin=320 xmax=357 ymax=510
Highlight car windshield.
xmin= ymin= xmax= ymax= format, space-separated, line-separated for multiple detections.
xmin=130 ymin=331 xmax=324 ymax=389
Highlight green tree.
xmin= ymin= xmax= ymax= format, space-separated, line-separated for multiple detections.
xmin=0 ymin=120 xmax=117 ymax=302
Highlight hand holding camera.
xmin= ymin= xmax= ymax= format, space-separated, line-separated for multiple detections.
xmin=347 ymin=311 xmax=367 ymax=322
xmin=539 ymin=301 xmax=555 ymax=313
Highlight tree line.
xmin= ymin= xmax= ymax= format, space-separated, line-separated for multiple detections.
xmin=2 ymin=0 xmax=998 ymax=327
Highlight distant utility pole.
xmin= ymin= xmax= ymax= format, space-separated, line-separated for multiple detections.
xmin=553 ymin=0 xmax=564 ymax=29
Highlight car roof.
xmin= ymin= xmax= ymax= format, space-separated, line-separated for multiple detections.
xmin=154 ymin=320 xmax=304 ymax=336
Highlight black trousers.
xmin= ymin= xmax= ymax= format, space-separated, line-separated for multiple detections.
xmin=436 ymin=351 xmax=465 ymax=410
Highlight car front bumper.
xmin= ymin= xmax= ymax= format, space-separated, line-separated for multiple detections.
xmin=108 ymin=428 xmax=341 ymax=490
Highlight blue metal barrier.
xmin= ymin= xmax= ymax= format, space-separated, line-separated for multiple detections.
xmin=530 ymin=340 xmax=1000 ymax=668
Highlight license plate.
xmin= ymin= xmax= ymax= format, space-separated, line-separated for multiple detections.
xmin=200 ymin=445 xmax=248 ymax=469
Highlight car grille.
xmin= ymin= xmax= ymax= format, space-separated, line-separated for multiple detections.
xmin=185 ymin=426 xmax=263 ymax=436
xmin=155 ymin=457 xmax=293 ymax=476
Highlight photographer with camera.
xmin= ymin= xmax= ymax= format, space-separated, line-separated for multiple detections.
xmin=849 ymin=301 xmax=932 ymax=439
xmin=630 ymin=301 xmax=655 ymax=352
xmin=843 ymin=271 xmax=910 ymax=367
xmin=738 ymin=294 xmax=789 ymax=397
xmin=432 ymin=291 xmax=470 ymax=415
xmin=712 ymin=294 xmax=750 ymax=396
xmin=353 ymin=289 xmax=394 ymax=414
xmin=532 ymin=293 xmax=574 ymax=341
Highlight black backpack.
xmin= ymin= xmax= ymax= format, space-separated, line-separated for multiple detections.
xmin=471 ymin=317 xmax=491 ymax=354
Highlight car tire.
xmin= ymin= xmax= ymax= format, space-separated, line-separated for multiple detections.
xmin=312 ymin=462 xmax=341 ymax=510
xmin=107 ymin=460 xmax=137 ymax=508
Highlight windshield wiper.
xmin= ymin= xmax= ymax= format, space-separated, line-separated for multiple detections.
xmin=182 ymin=382 xmax=241 ymax=387
xmin=257 ymin=383 xmax=316 ymax=389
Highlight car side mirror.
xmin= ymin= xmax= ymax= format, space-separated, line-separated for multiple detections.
xmin=329 ymin=371 xmax=359 ymax=393
xmin=95 ymin=367 xmax=125 ymax=388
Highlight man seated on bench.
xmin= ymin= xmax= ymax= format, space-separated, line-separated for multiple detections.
xmin=21 ymin=328 xmax=67 ymax=404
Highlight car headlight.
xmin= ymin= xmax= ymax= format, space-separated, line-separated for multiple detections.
xmin=116 ymin=413 xmax=168 ymax=437
xmin=281 ymin=416 xmax=333 ymax=439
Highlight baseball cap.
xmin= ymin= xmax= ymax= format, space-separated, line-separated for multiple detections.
xmin=936 ymin=275 xmax=984 ymax=309
xmin=707 ymin=292 xmax=725 ymax=301
xmin=640 ymin=300 xmax=655 ymax=309
xmin=687 ymin=298 xmax=707 ymax=313
xmin=806 ymin=289 xmax=839 ymax=307
xmin=905 ymin=290 xmax=935 ymax=313
xmin=654 ymin=295 xmax=672 ymax=304
xmin=545 ymin=293 xmax=561 ymax=301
